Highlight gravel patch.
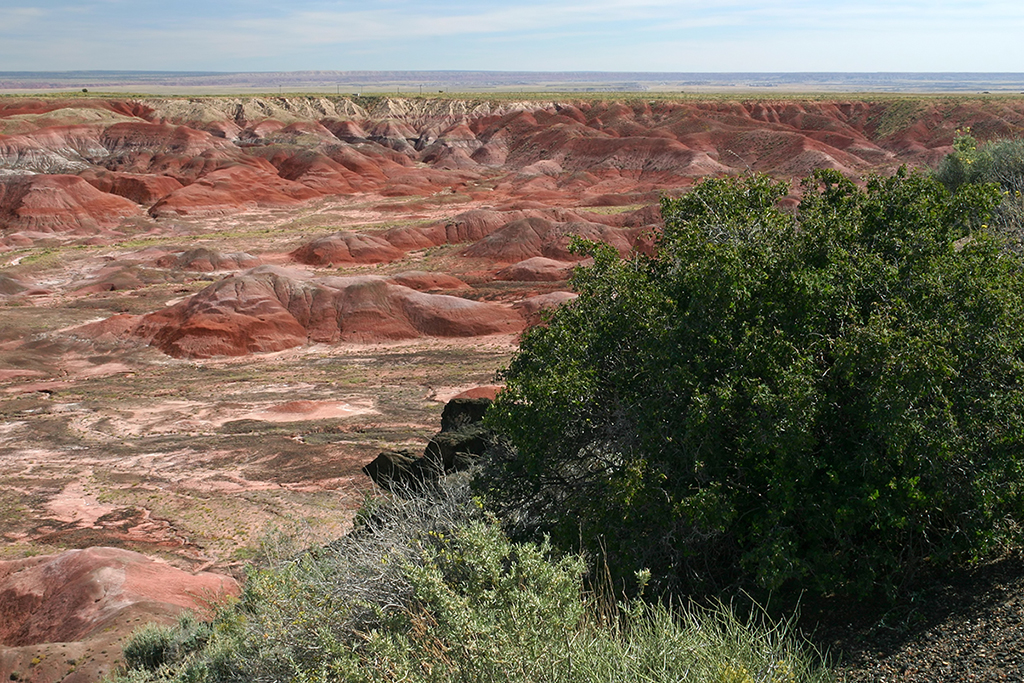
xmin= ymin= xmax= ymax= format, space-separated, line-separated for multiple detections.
xmin=805 ymin=551 xmax=1024 ymax=681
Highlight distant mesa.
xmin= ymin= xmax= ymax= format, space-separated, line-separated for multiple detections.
xmin=290 ymin=231 xmax=404 ymax=266
xmin=3 ymin=71 xmax=1024 ymax=95
xmin=155 ymin=247 xmax=261 ymax=272
xmin=131 ymin=266 xmax=525 ymax=358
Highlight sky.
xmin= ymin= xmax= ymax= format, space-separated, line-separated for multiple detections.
xmin=1 ymin=0 xmax=1023 ymax=73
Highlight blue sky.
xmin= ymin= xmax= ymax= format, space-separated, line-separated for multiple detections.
xmin=1 ymin=1 xmax=1022 ymax=72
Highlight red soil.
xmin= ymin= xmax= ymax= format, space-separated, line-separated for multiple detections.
xmin=131 ymin=266 xmax=525 ymax=358
xmin=0 ymin=547 xmax=238 ymax=647
xmin=495 ymin=257 xmax=576 ymax=281
xmin=154 ymin=247 xmax=261 ymax=272
xmin=80 ymin=169 xmax=183 ymax=205
xmin=452 ymin=385 xmax=503 ymax=400
xmin=3 ymin=95 xmax=1020 ymax=236
xmin=388 ymin=271 xmax=470 ymax=291
xmin=512 ymin=291 xmax=579 ymax=326
xmin=290 ymin=231 xmax=405 ymax=265
xmin=462 ymin=216 xmax=637 ymax=262
xmin=0 ymin=174 xmax=139 ymax=232
xmin=149 ymin=163 xmax=321 ymax=217
xmin=0 ymin=548 xmax=238 ymax=683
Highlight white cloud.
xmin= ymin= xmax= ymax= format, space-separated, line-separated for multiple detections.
xmin=215 ymin=0 xmax=1024 ymax=56
xmin=1 ymin=1 xmax=1023 ymax=72
xmin=230 ymin=1 xmax=694 ymax=45
xmin=0 ymin=7 xmax=47 ymax=33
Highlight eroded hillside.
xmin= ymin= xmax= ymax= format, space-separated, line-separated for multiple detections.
xmin=2 ymin=94 xmax=1023 ymax=683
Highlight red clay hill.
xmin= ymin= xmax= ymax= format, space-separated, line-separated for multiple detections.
xmin=0 ymin=547 xmax=238 ymax=683
xmin=128 ymin=266 xmax=526 ymax=358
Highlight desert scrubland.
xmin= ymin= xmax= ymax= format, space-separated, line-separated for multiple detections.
xmin=2 ymin=93 xmax=1024 ymax=682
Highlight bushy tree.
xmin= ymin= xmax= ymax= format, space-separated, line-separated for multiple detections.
xmin=935 ymin=129 xmax=1024 ymax=193
xmin=481 ymin=169 xmax=1024 ymax=600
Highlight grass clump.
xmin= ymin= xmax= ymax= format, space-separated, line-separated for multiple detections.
xmin=113 ymin=474 xmax=830 ymax=683
xmin=121 ymin=614 xmax=212 ymax=673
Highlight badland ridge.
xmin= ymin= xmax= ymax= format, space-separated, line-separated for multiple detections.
xmin=2 ymin=93 xmax=1023 ymax=683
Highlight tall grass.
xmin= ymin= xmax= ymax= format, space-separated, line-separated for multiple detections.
xmin=113 ymin=473 xmax=831 ymax=683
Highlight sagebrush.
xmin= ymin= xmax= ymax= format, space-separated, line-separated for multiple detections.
xmin=113 ymin=475 xmax=830 ymax=683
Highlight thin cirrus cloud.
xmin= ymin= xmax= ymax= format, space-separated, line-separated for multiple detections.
xmin=236 ymin=0 xmax=712 ymax=44
xmin=0 ymin=1 xmax=1022 ymax=71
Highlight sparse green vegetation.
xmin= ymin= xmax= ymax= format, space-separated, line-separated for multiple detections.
xmin=113 ymin=475 xmax=830 ymax=683
xmin=935 ymin=129 xmax=1024 ymax=248
xmin=871 ymin=99 xmax=927 ymax=138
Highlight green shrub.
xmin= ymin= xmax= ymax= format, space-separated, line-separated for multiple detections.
xmin=345 ymin=519 xmax=588 ymax=682
xmin=122 ymin=623 xmax=175 ymax=672
xmin=935 ymin=130 xmax=1024 ymax=249
xmin=936 ymin=129 xmax=1024 ymax=193
xmin=121 ymin=613 xmax=211 ymax=674
xmin=114 ymin=474 xmax=830 ymax=683
xmin=481 ymin=169 xmax=1024 ymax=601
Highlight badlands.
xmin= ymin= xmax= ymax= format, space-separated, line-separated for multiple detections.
xmin=2 ymin=93 xmax=1024 ymax=682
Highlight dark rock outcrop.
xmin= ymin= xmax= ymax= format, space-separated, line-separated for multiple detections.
xmin=362 ymin=397 xmax=493 ymax=489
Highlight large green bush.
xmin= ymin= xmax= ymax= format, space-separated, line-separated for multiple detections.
xmin=935 ymin=129 xmax=1024 ymax=193
xmin=481 ymin=169 xmax=1024 ymax=600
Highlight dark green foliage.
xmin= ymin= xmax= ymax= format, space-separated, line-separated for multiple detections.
xmin=481 ymin=169 xmax=1024 ymax=600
